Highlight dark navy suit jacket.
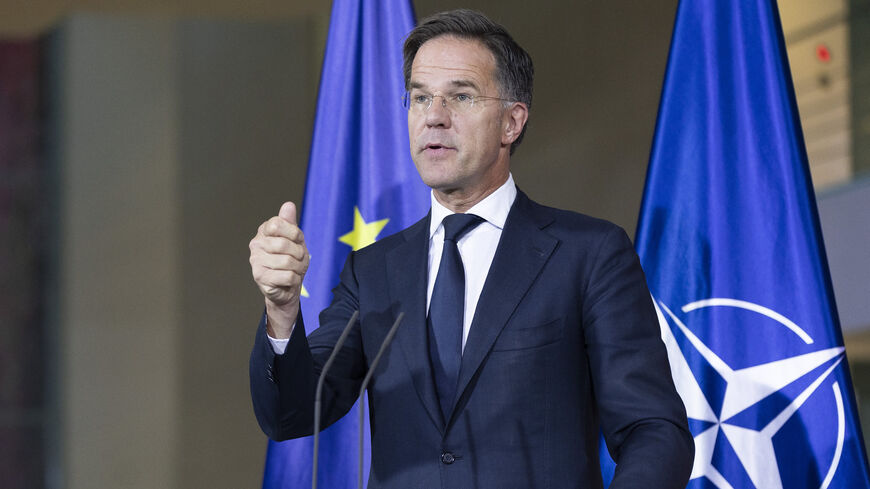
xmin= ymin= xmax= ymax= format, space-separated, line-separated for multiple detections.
xmin=250 ymin=191 xmax=693 ymax=488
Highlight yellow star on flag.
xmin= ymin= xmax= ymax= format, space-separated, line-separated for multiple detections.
xmin=301 ymin=284 xmax=309 ymax=298
xmin=338 ymin=207 xmax=389 ymax=251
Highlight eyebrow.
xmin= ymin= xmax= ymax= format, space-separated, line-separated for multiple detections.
xmin=408 ymin=79 xmax=482 ymax=92
xmin=449 ymin=80 xmax=480 ymax=91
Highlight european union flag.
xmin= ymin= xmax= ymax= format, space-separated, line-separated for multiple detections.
xmin=261 ymin=1 xmax=429 ymax=487
xmin=634 ymin=0 xmax=870 ymax=488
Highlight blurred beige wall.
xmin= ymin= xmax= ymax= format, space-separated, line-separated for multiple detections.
xmin=0 ymin=0 xmax=329 ymax=37
xmin=53 ymin=15 xmax=181 ymax=489
xmin=51 ymin=13 xmax=317 ymax=489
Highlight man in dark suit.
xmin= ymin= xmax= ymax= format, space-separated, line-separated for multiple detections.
xmin=249 ymin=9 xmax=693 ymax=489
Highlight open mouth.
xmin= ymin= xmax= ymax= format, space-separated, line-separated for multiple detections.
xmin=424 ymin=143 xmax=453 ymax=152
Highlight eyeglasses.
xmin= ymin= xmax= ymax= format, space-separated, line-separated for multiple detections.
xmin=402 ymin=92 xmax=513 ymax=113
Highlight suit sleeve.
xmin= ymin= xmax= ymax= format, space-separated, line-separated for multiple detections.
xmin=582 ymin=225 xmax=694 ymax=488
xmin=249 ymin=252 xmax=366 ymax=441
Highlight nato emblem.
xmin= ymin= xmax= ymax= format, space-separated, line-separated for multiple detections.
xmin=654 ymin=297 xmax=847 ymax=489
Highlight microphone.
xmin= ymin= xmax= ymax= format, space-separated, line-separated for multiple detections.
xmin=358 ymin=312 xmax=405 ymax=489
xmin=312 ymin=310 xmax=359 ymax=489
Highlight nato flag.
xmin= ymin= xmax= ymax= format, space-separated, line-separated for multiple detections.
xmin=260 ymin=1 xmax=429 ymax=487
xmin=634 ymin=0 xmax=870 ymax=488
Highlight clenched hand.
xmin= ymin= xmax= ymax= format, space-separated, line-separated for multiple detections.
xmin=249 ymin=202 xmax=310 ymax=338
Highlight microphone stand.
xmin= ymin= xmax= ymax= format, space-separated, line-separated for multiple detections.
xmin=358 ymin=312 xmax=404 ymax=489
xmin=312 ymin=310 xmax=359 ymax=489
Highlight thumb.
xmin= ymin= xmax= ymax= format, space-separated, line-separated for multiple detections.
xmin=278 ymin=201 xmax=297 ymax=225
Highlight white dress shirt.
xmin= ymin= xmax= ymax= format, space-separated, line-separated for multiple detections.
xmin=427 ymin=174 xmax=516 ymax=351
xmin=268 ymin=174 xmax=517 ymax=355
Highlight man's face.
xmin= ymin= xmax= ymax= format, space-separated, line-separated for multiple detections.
xmin=407 ymin=36 xmax=511 ymax=200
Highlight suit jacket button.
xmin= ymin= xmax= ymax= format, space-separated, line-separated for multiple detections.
xmin=440 ymin=452 xmax=455 ymax=464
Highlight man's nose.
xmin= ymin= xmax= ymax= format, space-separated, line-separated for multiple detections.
xmin=425 ymin=95 xmax=451 ymax=127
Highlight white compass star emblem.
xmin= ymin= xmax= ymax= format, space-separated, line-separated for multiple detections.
xmin=654 ymin=298 xmax=847 ymax=489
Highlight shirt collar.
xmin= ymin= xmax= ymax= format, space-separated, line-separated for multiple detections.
xmin=429 ymin=173 xmax=517 ymax=239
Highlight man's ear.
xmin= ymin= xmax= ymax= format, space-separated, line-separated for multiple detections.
xmin=502 ymin=102 xmax=529 ymax=146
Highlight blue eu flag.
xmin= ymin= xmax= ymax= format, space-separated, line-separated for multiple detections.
xmin=634 ymin=0 xmax=870 ymax=488
xmin=261 ymin=1 xmax=429 ymax=487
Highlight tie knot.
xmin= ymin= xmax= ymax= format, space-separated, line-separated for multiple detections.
xmin=441 ymin=213 xmax=484 ymax=242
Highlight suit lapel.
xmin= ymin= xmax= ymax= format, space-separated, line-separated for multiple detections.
xmin=450 ymin=192 xmax=558 ymax=424
xmin=385 ymin=213 xmax=445 ymax=432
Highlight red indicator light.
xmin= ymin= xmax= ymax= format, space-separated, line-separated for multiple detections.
xmin=816 ymin=44 xmax=831 ymax=63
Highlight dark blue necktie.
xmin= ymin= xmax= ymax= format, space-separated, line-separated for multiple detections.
xmin=428 ymin=213 xmax=485 ymax=420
